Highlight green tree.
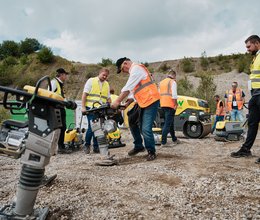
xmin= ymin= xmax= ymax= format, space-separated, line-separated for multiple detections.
xmin=195 ymin=72 xmax=216 ymax=112
xmin=37 ymin=47 xmax=54 ymax=64
xmin=0 ymin=40 xmax=20 ymax=59
xmin=20 ymin=38 xmax=41 ymax=55
xmin=177 ymin=76 xmax=194 ymax=97
xmin=99 ymin=58 xmax=113 ymax=67
xmin=200 ymin=51 xmax=209 ymax=70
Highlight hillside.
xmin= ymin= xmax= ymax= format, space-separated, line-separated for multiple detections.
xmin=0 ymin=52 xmax=252 ymax=103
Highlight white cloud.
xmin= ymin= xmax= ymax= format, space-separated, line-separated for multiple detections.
xmin=0 ymin=0 xmax=259 ymax=63
xmin=44 ymin=31 xmax=87 ymax=62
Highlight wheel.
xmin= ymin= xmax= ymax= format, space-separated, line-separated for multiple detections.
xmin=153 ymin=111 xmax=163 ymax=128
xmin=184 ymin=122 xmax=203 ymax=138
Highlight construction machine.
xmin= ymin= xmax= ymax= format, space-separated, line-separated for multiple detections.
xmin=83 ymin=102 xmax=125 ymax=166
xmin=0 ymin=76 xmax=76 ymax=220
xmin=154 ymin=95 xmax=211 ymax=139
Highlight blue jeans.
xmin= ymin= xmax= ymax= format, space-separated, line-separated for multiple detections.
xmin=230 ymin=109 xmax=244 ymax=122
xmin=85 ymin=108 xmax=99 ymax=150
xmin=161 ymin=107 xmax=177 ymax=144
xmin=129 ymin=100 xmax=159 ymax=153
xmin=211 ymin=115 xmax=224 ymax=133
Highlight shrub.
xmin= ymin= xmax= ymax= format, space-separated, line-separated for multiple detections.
xmin=20 ymin=55 xmax=29 ymax=65
xmin=85 ymin=65 xmax=102 ymax=79
xmin=37 ymin=47 xmax=54 ymax=64
xmin=0 ymin=64 xmax=15 ymax=86
xmin=158 ymin=62 xmax=171 ymax=72
xmin=0 ymin=107 xmax=10 ymax=124
xmin=180 ymin=57 xmax=194 ymax=73
xmin=15 ymin=74 xmax=39 ymax=89
xmin=142 ymin=62 xmax=149 ymax=67
xmin=2 ymin=56 xmax=17 ymax=66
xmin=99 ymin=58 xmax=113 ymax=67
xmin=177 ymin=76 xmax=195 ymax=96
xmin=236 ymin=53 xmax=251 ymax=74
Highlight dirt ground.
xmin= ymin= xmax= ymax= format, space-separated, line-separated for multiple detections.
xmin=0 ymin=129 xmax=260 ymax=220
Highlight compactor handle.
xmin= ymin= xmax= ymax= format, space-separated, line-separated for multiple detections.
xmin=82 ymin=103 xmax=125 ymax=116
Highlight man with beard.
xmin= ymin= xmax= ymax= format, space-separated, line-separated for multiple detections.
xmin=231 ymin=35 xmax=260 ymax=164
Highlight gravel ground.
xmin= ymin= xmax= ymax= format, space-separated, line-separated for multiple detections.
xmin=1 ymin=129 xmax=260 ymax=220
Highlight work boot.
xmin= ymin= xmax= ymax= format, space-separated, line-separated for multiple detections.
xmin=230 ymin=147 xmax=252 ymax=158
xmin=128 ymin=147 xmax=145 ymax=156
xmin=83 ymin=145 xmax=91 ymax=154
xmin=58 ymin=148 xmax=72 ymax=154
xmin=146 ymin=151 xmax=157 ymax=161
xmin=255 ymin=158 xmax=260 ymax=164
xmin=161 ymin=143 xmax=172 ymax=147
xmin=173 ymin=139 xmax=181 ymax=145
xmin=93 ymin=148 xmax=100 ymax=154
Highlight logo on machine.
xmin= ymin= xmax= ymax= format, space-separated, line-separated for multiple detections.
xmin=178 ymin=100 xmax=184 ymax=107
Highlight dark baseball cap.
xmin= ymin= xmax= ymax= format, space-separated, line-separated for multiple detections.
xmin=116 ymin=57 xmax=130 ymax=73
xmin=56 ymin=68 xmax=69 ymax=74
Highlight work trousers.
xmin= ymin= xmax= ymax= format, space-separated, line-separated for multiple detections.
xmin=242 ymin=95 xmax=260 ymax=150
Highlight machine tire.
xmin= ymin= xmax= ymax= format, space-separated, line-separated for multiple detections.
xmin=153 ymin=111 xmax=162 ymax=128
xmin=184 ymin=121 xmax=203 ymax=138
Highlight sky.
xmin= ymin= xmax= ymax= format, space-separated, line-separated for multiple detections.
xmin=0 ymin=0 xmax=259 ymax=64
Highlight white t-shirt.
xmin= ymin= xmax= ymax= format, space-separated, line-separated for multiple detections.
xmin=121 ymin=64 xmax=147 ymax=97
xmin=50 ymin=77 xmax=63 ymax=92
xmin=83 ymin=78 xmax=111 ymax=99
xmin=171 ymin=81 xmax=178 ymax=99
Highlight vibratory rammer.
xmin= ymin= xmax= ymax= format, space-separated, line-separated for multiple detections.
xmin=0 ymin=76 xmax=76 ymax=220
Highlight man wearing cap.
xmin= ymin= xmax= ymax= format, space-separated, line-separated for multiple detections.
xmin=159 ymin=70 xmax=180 ymax=146
xmin=111 ymin=57 xmax=160 ymax=161
xmin=51 ymin=68 xmax=70 ymax=154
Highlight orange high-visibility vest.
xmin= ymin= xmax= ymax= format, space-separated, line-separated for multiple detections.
xmin=226 ymin=89 xmax=243 ymax=111
xmin=216 ymin=100 xmax=225 ymax=116
xmin=159 ymin=78 xmax=177 ymax=109
xmin=133 ymin=64 xmax=160 ymax=108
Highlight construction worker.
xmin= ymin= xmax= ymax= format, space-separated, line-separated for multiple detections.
xmin=111 ymin=57 xmax=160 ymax=161
xmin=211 ymin=95 xmax=225 ymax=134
xmin=225 ymin=82 xmax=245 ymax=122
xmin=231 ymin=35 xmax=260 ymax=164
xmin=110 ymin=88 xmax=119 ymax=102
xmin=81 ymin=68 xmax=111 ymax=154
xmin=50 ymin=68 xmax=71 ymax=154
xmin=110 ymin=88 xmax=124 ymax=126
xmin=159 ymin=69 xmax=180 ymax=146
